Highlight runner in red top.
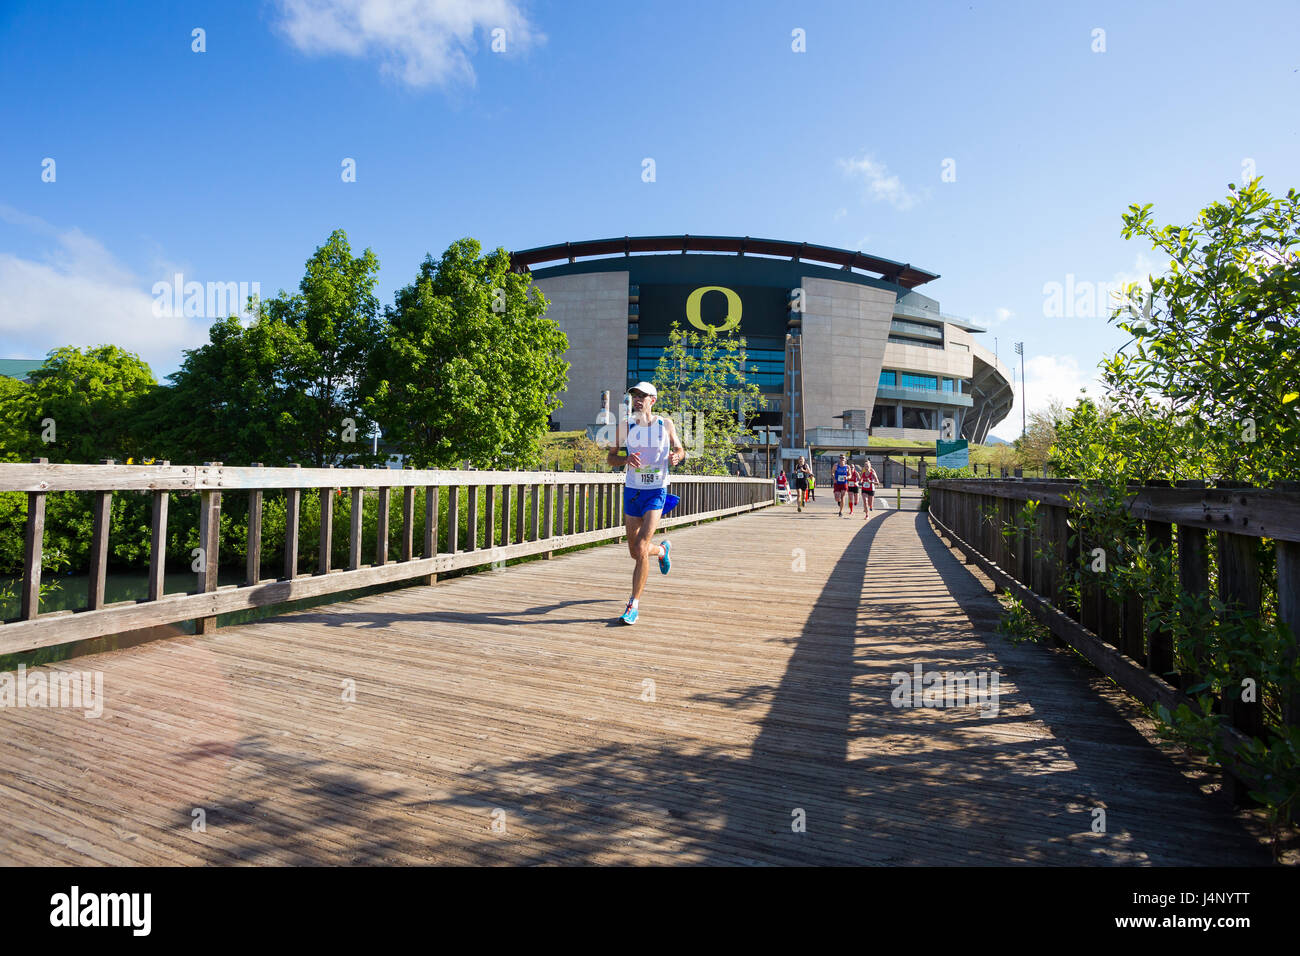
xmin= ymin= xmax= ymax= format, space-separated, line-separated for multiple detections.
xmin=862 ymin=460 xmax=879 ymax=516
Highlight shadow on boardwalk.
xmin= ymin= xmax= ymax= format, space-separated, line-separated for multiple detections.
xmin=182 ymin=511 xmax=1269 ymax=866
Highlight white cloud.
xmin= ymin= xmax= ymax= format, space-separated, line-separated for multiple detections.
xmin=273 ymin=0 xmax=543 ymax=88
xmin=0 ymin=207 xmax=211 ymax=377
xmin=837 ymin=153 xmax=922 ymax=211
xmin=833 ymin=207 xmax=847 ymax=220
xmin=988 ymin=353 xmax=1104 ymax=442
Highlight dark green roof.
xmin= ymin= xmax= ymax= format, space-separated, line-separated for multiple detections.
xmin=0 ymin=359 xmax=45 ymax=382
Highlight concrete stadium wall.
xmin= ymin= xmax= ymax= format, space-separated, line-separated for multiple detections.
xmin=532 ymin=271 xmax=630 ymax=432
xmin=798 ymin=277 xmax=895 ymax=432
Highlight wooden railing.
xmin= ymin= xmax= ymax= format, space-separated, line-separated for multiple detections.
xmin=928 ymin=478 xmax=1300 ymax=790
xmin=0 ymin=461 xmax=774 ymax=655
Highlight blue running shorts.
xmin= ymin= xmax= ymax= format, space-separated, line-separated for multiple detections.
xmin=624 ymin=487 xmax=679 ymax=517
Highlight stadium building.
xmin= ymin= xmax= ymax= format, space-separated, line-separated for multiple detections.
xmin=510 ymin=236 xmax=1013 ymax=458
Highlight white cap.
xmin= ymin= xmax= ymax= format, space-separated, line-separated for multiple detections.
xmin=628 ymin=382 xmax=657 ymax=398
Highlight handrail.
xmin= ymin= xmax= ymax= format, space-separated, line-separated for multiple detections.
xmin=1 ymin=461 xmax=775 ymax=656
xmin=927 ymin=477 xmax=1300 ymax=797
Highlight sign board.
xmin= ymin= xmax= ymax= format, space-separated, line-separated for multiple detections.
xmin=936 ymin=439 xmax=969 ymax=469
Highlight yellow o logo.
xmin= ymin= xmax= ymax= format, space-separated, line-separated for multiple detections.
xmin=685 ymin=285 xmax=742 ymax=333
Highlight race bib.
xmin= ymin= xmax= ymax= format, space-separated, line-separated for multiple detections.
xmin=637 ymin=468 xmax=662 ymax=485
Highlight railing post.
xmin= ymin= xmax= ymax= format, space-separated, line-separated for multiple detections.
xmin=424 ymin=484 xmax=440 ymax=585
xmin=245 ymin=462 xmax=262 ymax=587
xmin=1218 ymin=523 xmax=1264 ymax=751
xmin=21 ymin=457 xmax=48 ymax=620
xmin=543 ymin=482 xmax=554 ymax=558
xmin=350 ymin=466 xmax=364 ymax=571
xmin=151 ymin=460 xmax=172 ymax=600
xmin=500 ymin=483 xmax=512 ymax=546
xmin=196 ymin=461 xmax=223 ymax=635
xmin=319 ymin=465 xmax=335 ymax=574
xmin=402 ymin=470 xmax=415 ymax=562
xmin=464 ymin=484 xmax=477 ymax=553
xmin=283 ymin=463 xmax=301 ymax=579
xmin=447 ymin=483 xmax=460 ymax=554
xmin=375 ymin=475 xmax=390 ymax=566
xmin=516 ymin=482 xmax=526 ymax=541
xmin=484 ymin=482 xmax=496 ymax=551
xmin=87 ymin=458 xmax=114 ymax=610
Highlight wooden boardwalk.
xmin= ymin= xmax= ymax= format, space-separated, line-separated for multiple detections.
xmin=0 ymin=498 xmax=1273 ymax=865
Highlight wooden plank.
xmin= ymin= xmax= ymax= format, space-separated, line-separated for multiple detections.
xmin=87 ymin=459 xmax=114 ymax=611
xmin=484 ymin=483 xmax=496 ymax=551
xmin=0 ymin=462 xmax=196 ymax=492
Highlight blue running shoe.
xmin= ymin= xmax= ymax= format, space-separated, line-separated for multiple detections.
xmin=659 ymin=540 xmax=672 ymax=575
xmin=620 ymin=603 xmax=638 ymax=625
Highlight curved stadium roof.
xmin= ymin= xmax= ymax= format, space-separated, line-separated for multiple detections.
xmin=509 ymin=235 xmax=939 ymax=289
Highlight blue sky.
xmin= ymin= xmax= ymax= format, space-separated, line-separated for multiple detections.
xmin=1 ymin=0 xmax=1296 ymax=439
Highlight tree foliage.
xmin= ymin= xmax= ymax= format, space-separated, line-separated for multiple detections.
xmin=649 ymin=322 xmax=765 ymax=476
xmin=362 ymin=238 xmax=568 ymax=468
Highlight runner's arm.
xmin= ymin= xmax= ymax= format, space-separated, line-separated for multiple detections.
xmin=666 ymin=418 xmax=686 ymax=465
xmin=606 ymin=418 xmax=629 ymax=467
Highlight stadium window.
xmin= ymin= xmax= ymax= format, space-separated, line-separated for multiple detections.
xmin=879 ymin=369 xmax=896 ymax=386
xmin=900 ymin=373 xmax=938 ymax=390
xmin=942 ymin=378 xmax=953 ymax=392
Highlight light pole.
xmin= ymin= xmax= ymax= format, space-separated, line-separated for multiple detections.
xmin=1014 ymin=341 xmax=1026 ymax=439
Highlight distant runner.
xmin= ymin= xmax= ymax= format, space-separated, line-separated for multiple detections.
xmin=793 ymin=456 xmax=811 ymax=511
xmin=833 ymin=454 xmax=850 ymax=517
xmin=862 ymin=460 xmax=879 ymax=516
xmin=606 ymin=382 xmax=685 ymax=625
xmin=846 ymin=462 xmax=860 ymax=516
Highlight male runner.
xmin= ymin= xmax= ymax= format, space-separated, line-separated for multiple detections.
xmin=606 ymin=382 xmax=685 ymax=624
xmin=832 ymin=454 xmax=850 ymax=517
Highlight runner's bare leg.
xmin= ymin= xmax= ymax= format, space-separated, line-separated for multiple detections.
xmin=625 ymin=510 xmax=664 ymax=602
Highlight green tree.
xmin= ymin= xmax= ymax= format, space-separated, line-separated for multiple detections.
xmin=1107 ymin=178 xmax=1300 ymax=483
xmin=12 ymin=346 xmax=158 ymax=464
xmin=363 ymin=238 xmax=568 ymax=468
xmin=147 ymin=230 xmax=384 ymax=467
xmin=258 ymin=229 xmax=384 ymax=466
xmin=650 ymin=322 xmax=766 ymax=476
xmin=0 ymin=375 xmax=33 ymax=463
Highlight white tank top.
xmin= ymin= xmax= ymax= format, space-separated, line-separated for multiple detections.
xmin=627 ymin=416 xmax=671 ymax=490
